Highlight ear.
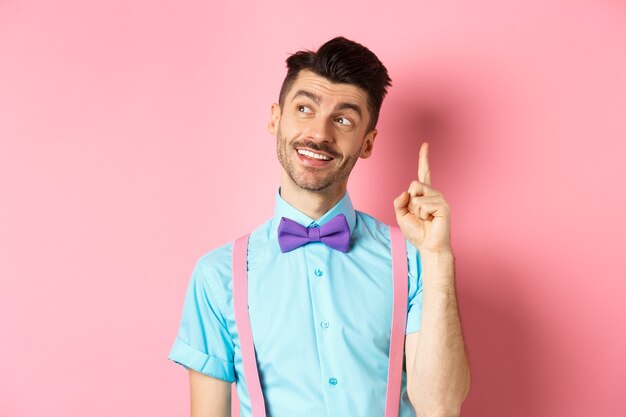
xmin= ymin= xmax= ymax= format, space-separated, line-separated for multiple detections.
xmin=359 ymin=129 xmax=377 ymax=159
xmin=268 ymin=103 xmax=281 ymax=136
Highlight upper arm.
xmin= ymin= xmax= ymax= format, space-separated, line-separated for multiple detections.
xmin=169 ymin=255 xmax=236 ymax=382
xmin=406 ymin=242 xmax=423 ymax=333
xmin=405 ymin=331 xmax=420 ymax=394
xmin=405 ymin=240 xmax=423 ymax=396
xmin=189 ymin=369 xmax=231 ymax=417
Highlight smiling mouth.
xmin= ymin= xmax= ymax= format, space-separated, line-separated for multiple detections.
xmin=296 ymin=149 xmax=333 ymax=161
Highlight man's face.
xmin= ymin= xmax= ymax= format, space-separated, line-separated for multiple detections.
xmin=268 ymin=70 xmax=377 ymax=193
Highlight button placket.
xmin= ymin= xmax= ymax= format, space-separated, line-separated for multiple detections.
xmin=306 ymin=241 xmax=342 ymax=403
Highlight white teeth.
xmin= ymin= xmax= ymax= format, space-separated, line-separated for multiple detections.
xmin=297 ymin=149 xmax=331 ymax=160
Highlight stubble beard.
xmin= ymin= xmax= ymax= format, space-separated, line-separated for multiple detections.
xmin=276 ymin=127 xmax=360 ymax=192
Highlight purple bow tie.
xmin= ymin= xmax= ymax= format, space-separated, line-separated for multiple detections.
xmin=277 ymin=214 xmax=351 ymax=253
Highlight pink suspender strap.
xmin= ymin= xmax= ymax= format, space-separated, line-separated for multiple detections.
xmin=385 ymin=226 xmax=409 ymax=417
xmin=232 ymin=234 xmax=267 ymax=417
xmin=232 ymin=227 xmax=408 ymax=417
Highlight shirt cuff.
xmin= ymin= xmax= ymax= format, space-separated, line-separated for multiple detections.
xmin=168 ymin=337 xmax=236 ymax=383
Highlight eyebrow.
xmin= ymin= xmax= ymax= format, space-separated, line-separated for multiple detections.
xmin=291 ymin=89 xmax=363 ymax=119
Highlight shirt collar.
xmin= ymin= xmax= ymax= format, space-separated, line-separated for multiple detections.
xmin=270 ymin=189 xmax=357 ymax=238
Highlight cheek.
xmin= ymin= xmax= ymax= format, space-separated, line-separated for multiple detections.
xmin=342 ymin=135 xmax=368 ymax=156
xmin=279 ymin=114 xmax=300 ymax=132
xmin=277 ymin=124 xmax=296 ymax=142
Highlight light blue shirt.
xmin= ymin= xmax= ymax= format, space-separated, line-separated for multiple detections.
xmin=169 ymin=191 xmax=423 ymax=417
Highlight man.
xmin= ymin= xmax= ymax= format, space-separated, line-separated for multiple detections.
xmin=169 ymin=37 xmax=470 ymax=417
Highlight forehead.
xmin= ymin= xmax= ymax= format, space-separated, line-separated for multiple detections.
xmin=286 ymin=70 xmax=369 ymax=108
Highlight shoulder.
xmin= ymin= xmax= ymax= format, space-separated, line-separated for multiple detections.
xmin=195 ymin=241 xmax=233 ymax=278
xmin=354 ymin=210 xmax=392 ymax=244
xmin=193 ymin=218 xmax=273 ymax=282
xmin=354 ymin=209 xmax=419 ymax=258
xmin=189 ymin=242 xmax=234 ymax=308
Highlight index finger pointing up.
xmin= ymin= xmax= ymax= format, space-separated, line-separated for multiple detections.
xmin=418 ymin=142 xmax=432 ymax=185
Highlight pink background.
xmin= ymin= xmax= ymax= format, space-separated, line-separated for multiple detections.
xmin=1 ymin=1 xmax=625 ymax=416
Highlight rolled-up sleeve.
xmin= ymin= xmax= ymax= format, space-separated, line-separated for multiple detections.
xmin=168 ymin=257 xmax=235 ymax=382
xmin=405 ymin=242 xmax=423 ymax=334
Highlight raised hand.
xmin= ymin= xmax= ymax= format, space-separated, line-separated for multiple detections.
xmin=393 ymin=143 xmax=452 ymax=254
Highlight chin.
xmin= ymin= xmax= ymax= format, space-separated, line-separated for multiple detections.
xmin=288 ymin=172 xmax=332 ymax=192
xmin=294 ymin=179 xmax=332 ymax=192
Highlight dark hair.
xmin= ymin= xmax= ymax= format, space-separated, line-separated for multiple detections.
xmin=278 ymin=36 xmax=392 ymax=132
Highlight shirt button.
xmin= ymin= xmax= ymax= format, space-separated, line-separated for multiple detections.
xmin=321 ymin=320 xmax=330 ymax=329
xmin=329 ymin=377 xmax=338 ymax=386
xmin=314 ymin=269 xmax=323 ymax=277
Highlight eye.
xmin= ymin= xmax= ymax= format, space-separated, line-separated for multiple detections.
xmin=336 ymin=117 xmax=353 ymax=126
xmin=297 ymin=105 xmax=312 ymax=113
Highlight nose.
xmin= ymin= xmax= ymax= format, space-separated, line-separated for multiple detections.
xmin=306 ymin=116 xmax=334 ymax=143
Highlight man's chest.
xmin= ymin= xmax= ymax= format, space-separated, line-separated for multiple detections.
xmin=244 ymin=242 xmax=395 ymax=365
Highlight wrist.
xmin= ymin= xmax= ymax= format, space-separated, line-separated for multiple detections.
xmin=419 ymin=249 xmax=456 ymax=289
xmin=420 ymin=248 xmax=455 ymax=263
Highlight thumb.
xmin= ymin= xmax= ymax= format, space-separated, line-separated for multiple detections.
xmin=393 ymin=191 xmax=410 ymax=217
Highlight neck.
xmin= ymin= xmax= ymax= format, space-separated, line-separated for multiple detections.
xmin=280 ymin=174 xmax=347 ymax=220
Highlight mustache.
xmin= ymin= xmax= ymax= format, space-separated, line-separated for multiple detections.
xmin=292 ymin=141 xmax=341 ymax=159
